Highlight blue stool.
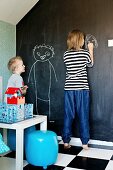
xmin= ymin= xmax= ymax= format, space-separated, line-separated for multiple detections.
xmin=8 ymin=126 xmax=36 ymax=151
xmin=25 ymin=130 xmax=58 ymax=169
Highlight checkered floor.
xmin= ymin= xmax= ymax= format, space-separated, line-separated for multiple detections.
xmin=2 ymin=140 xmax=113 ymax=170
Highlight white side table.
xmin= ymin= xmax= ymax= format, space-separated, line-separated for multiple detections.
xmin=0 ymin=115 xmax=47 ymax=170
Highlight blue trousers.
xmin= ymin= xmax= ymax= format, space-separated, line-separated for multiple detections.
xmin=62 ymin=90 xmax=90 ymax=144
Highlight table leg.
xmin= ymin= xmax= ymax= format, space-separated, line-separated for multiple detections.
xmin=16 ymin=129 xmax=24 ymax=170
xmin=40 ymin=118 xmax=47 ymax=130
xmin=3 ymin=128 xmax=7 ymax=144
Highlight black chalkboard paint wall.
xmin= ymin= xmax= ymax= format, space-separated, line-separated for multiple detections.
xmin=16 ymin=0 xmax=113 ymax=142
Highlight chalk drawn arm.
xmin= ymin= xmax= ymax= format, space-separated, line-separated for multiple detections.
xmin=27 ymin=61 xmax=38 ymax=83
xmin=49 ymin=61 xmax=58 ymax=82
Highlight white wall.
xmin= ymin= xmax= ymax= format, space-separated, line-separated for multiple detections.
xmin=0 ymin=21 xmax=16 ymax=101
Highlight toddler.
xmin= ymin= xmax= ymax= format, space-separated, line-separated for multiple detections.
xmin=7 ymin=56 xmax=28 ymax=94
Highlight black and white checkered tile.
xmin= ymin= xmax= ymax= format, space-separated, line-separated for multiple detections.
xmin=2 ymin=140 xmax=113 ymax=170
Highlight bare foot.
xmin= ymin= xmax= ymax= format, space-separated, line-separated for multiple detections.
xmin=64 ymin=143 xmax=71 ymax=149
xmin=82 ymin=144 xmax=89 ymax=150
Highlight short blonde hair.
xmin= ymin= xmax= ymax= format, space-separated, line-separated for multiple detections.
xmin=67 ymin=29 xmax=84 ymax=50
xmin=7 ymin=56 xmax=22 ymax=72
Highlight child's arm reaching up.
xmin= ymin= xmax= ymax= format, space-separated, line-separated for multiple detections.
xmin=88 ymin=42 xmax=94 ymax=65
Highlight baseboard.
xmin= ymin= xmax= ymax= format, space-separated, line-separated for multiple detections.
xmin=58 ymin=136 xmax=113 ymax=147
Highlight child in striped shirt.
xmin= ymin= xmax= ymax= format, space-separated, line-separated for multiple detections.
xmin=62 ymin=29 xmax=94 ymax=150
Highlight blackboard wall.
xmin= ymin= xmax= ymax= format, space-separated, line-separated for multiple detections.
xmin=16 ymin=0 xmax=113 ymax=141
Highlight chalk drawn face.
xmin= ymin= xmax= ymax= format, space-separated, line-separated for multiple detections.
xmin=33 ymin=44 xmax=55 ymax=62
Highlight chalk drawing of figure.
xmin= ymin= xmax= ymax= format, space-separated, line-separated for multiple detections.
xmin=28 ymin=44 xmax=57 ymax=118
xmin=85 ymin=34 xmax=98 ymax=49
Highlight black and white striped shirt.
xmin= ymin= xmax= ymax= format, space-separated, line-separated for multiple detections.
xmin=64 ymin=49 xmax=93 ymax=90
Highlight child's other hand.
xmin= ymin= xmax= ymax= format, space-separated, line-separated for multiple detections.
xmin=88 ymin=42 xmax=94 ymax=51
xmin=21 ymin=85 xmax=28 ymax=95
xmin=23 ymin=85 xmax=28 ymax=90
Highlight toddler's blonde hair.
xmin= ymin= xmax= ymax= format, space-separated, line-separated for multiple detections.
xmin=7 ymin=56 xmax=22 ymax=73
